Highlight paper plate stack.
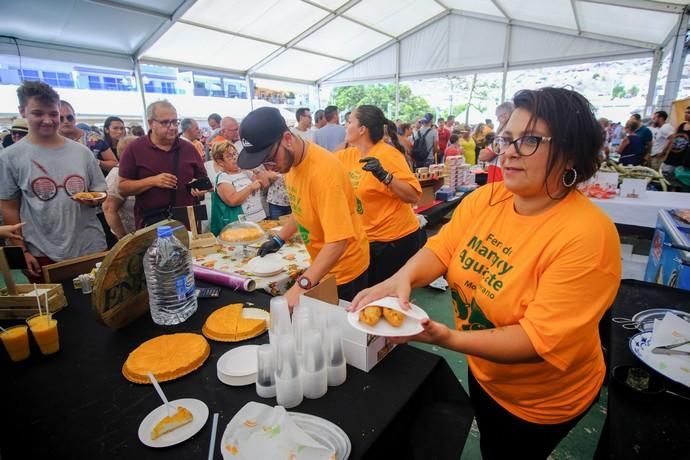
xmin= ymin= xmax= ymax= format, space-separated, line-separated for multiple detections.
xmin=217 ymin=345 xmax=259 ymax=386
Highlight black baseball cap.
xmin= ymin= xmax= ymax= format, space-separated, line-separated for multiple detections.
xmin=237 ymin=107 xmax=288 ymax=169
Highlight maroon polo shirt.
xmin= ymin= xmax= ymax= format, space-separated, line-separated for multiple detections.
xmin=119 ymin=133 xmax=207 ymax=228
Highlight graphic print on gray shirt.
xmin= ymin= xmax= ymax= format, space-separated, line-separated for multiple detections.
xmin=0 ymin=138 xmax=107 ymax=260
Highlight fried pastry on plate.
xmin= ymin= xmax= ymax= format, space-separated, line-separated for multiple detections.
xmin=359 ymin=305 xmax=382 ymax=326
xmin=382 ymin=307 xmax=405 ymax=327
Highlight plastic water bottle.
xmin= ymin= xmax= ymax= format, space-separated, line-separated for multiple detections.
xmin=144 ymin=225 xmax=198 ymax=325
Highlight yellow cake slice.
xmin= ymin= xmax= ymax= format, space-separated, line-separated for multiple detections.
xmin=236 ymin=315 xmax=268 ymax=341
xmin=202 ymin=304 xmax=266 ymax=342
xmin=122 ymin=333 xmax=210 ymax=384
xmin=151 ymin=406 xmax=193 ymax=440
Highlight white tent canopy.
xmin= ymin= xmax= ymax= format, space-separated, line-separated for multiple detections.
xmin=2 ymin=0 xmax=689 ymax=103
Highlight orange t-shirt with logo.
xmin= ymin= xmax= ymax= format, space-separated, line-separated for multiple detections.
xmin=425 ymin=182 xmax=621 ymax=424
xmin=285 ymin=142 xmax=369 ymax=285
xmin=336 ymin=143 xmax=421 ymax=242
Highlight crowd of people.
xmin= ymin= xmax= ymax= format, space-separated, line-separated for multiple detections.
xmin=598 ymin=110 xmax=690 ymax=190
xmin=0 ymin=79 xmax=684 ymax=459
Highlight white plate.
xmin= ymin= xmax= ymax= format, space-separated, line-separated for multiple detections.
xmin=218 ymin=345 xmax=259 ymax=377
xmin=217 ymin=370 xmax=257 ymax=386
xmin=246 ymin=255 xmax=284 ymax=277
xmin=138 ymin=398 xmax=209 ymax=448
xmin=289 ymin=412 xmax=351 ymax=460
xmin=629 ymin=332 xmax=690 ymax=388
xmin=347 ymin=297 xmax=429 ymax=337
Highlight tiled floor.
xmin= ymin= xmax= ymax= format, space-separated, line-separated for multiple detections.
xmin=410 ymin=242 xmax=649 ymax=459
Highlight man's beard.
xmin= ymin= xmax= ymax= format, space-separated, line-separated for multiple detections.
xmin=279 ymin=146 xmax=296 ymax=173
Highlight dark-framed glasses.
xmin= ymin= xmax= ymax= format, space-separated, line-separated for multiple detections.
xmin=493 ymin=135 xmax=552 ymax=157
xmin=153 ymin=119 xmax=180 ymax=127
xmin=60 ymin=114 xmax=75 ymax=123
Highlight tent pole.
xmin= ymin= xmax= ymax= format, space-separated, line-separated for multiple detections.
xmin=395 ymin=42 xmax=400 ymax=120
xmin=134 ymin=61 xmax=148 ymax=130
xmin=317 ymin=83 xmax=322 ymax=110
xmin=246 ymin=75 xmax=254 ymax=111
xmin=500 ymin=23 xmax=511 ymax=102
xmin=645 ymin=48 xmax=662 ymax=116
xmin=661 ymin=11 xmax=690 ymax=111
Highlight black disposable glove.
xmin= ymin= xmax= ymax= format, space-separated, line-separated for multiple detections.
xmin=360 ymin=157 xmax=392 ymax=184
xmin=258 ymin=235 xmax=284 ymax=257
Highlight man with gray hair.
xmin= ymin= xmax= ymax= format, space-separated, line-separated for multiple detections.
xmin=478 ymin=102 xmax=515 ymax=163
xmin=210 ymin=116 xmax=243 ymax=154
xmin=313 ymin=109 xmax=327 ymax=129
xmin=180 ymin=118 xmax=204 ymax=159
xmin=119 ymin=100 xmax=207 ymax=229
xmin=495 ymin=101 xmax=514 ymax=134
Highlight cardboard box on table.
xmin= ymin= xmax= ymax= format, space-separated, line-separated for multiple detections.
xmin=300 ymin=276 xmax=396 ymax=372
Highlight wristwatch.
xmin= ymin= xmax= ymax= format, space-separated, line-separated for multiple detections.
xmin=296 ymin=275 xmax=314 ymax=290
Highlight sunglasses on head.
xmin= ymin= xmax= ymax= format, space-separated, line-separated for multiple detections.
xmin=60 ymin=115 xmax=75 ymax=123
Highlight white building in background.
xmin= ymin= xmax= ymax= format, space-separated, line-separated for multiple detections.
xmin=0 ymin=56 xmax=304 ymax=127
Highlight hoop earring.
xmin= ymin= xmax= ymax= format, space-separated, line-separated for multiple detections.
xmin=562 ymin=168 xmax=577 ymax=187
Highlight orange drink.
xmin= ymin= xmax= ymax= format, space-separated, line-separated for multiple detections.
xmin=1 ymin=325 xmax=31 ymax=362
xmin=26 ymin=314 xmax=60 ymax=355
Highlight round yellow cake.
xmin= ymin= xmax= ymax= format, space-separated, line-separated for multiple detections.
xmin=219 ymin=227 xmax=264 ymax=243
xmin=122 ymin=333 xmax=210 ymax=384
xmin=202 ymin=304 xmax=266 ymax=342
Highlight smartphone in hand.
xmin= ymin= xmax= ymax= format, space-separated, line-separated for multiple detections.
xmin=186 ymin=176 xmax=213 ymax=192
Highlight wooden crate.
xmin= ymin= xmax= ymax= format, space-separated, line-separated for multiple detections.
xmin=0 ymin=283 xmax=68 ymax=320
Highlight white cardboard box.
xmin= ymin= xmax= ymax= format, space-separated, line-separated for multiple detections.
xmin=299 ymin=276 xmax=396 ymax=372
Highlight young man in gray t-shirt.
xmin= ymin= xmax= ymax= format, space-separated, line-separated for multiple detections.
xmin=0 ymin=81 xmax=106 ymax=281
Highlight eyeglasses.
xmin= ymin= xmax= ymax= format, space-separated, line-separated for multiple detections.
xmin=492 ymin=135 xmax=552 ymax=157
xmin=60 ymin=115 xmax=75 ymax=123
xmin=152 ymin=119 xmax=180 ymax=127
xmin=11 ymin=131 xmax=27 ymax=137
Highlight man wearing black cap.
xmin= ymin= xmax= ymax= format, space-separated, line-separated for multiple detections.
xmin=238 ymin=107 xmax=369 ymax=308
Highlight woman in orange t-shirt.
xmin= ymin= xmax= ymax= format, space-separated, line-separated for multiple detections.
xmin=336 ymin=105 xmax=422 ymax=286
xmin=351 ymin=88 xmax=621 ymax=460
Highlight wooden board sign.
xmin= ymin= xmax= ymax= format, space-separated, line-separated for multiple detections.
xmin=92 ymin=220 xmax=189 ymax=329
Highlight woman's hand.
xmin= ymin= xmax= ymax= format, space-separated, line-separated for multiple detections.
xmin=389 ymin=318 xmax=450 ymax=346
xmin=0 ymin=223 xmax=24 ymax=240
xmin=349 ymin=274 xmax=412 ymax=312
xmin=251 ymin=180 xmax=262 ymax=192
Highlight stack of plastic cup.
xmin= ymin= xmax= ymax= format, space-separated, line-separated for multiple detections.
xmin=269 ymin=296 xmax=291 ymax=346
xmin=255 ymin=344 xmax=276 ymax=398
xmin=300 ymin=329 xmax=327 ymax=399
xmin=327 ymin=326 xmax=347 ymax=386
xmin=292 ymin=302 xmax=312 ymax=360
xmin=275 ymin=334 xmax=303 ymax=408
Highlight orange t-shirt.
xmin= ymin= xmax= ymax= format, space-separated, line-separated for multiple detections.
xmin=336 ymin=143 xmax=421 ymax=242
xmin=425 ymin=182 xmax=621 ymax=424
xmin=285 ymin=142 xmax=369 ymax=285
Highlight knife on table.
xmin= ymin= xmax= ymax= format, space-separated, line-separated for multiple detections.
xmin=651 ymin=340 xmax=690 ymax=355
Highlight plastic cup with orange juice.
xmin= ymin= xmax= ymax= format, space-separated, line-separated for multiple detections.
xmin=1 ymin=325 xmax=31 ymax=362
xmin=26 ymin=314 xmax=60 ymax=355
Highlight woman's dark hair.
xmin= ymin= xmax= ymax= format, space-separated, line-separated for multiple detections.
xmin=103 ymin=116 xmax=124 ymax=155
xmin=512 ymin=87 xmax=602 ymax=195
xmin=449 ymin=133 xmax=459 ymax=144
xmin=354 ymin=105 xmax=405 ymax=154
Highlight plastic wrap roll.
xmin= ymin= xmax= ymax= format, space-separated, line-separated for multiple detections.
xmin=192 ymin=265 xmax=256 ymax=292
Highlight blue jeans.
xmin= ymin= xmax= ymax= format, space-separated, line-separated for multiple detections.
xmin=268 ymin=203 xmax=291 ymax=220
